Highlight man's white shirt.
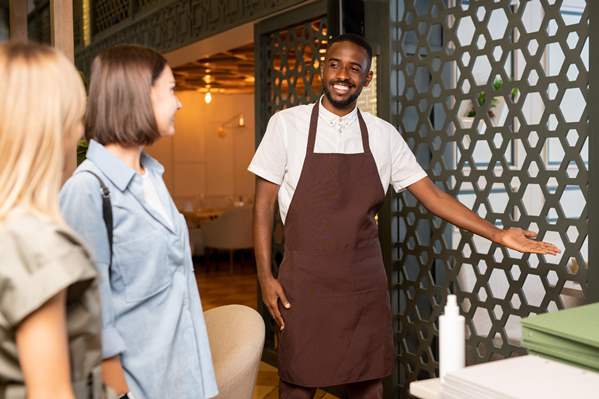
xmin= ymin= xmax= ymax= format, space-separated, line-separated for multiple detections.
xmin=248 ymin=97 xmax=427 ymax=223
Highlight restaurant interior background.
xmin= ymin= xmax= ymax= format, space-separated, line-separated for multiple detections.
xmin=2 ymin=0 xmax=599 ymax=398
xmin=153 ymin=42 xmax=257 ymax=273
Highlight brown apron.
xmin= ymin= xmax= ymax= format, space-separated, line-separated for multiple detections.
xmin=278 ymin=104 xmax=394 ymax=387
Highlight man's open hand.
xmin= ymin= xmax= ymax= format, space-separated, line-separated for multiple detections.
xmin=259 ymin=276 xmax=291 ymax=330
xmin=494 ymin=227 xmax=561 ymax=255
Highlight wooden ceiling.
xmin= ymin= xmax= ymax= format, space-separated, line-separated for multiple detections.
xmin=173 ymin=43 xmax=255 ymax=94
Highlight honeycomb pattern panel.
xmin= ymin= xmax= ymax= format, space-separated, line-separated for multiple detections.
xmin=391 ymin=0 xmax=589 ymax=396
xmin=265 ymin=18 xmax=328 ymax=116
xmin=258 ymin=15 xmax=328 ymax=354
xmin=93 ymin=0 xmax=130 ymax=35
xmin=137 ymin=0 xmax=161 ymax=9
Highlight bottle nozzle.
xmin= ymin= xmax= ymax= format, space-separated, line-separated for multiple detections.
xmin=444 ymin=294 xmax=460 ymax=316
xmin=447 ymin=295 xmax=457 ymax=307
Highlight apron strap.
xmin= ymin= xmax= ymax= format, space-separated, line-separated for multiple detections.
xmin=307 ymin=103 xmax=319 ymax=155
xmin=357 ymin=109 xmax=371 ymax=154
xmin=307 ymin=103 xmax=372 ymax=155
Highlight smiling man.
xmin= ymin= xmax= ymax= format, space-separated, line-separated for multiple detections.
xmin=249 ymin=34 xmax=559 ymax=399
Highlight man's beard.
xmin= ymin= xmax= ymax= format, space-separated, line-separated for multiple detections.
xmin=323 ymin=82 xmax=363 ymax=108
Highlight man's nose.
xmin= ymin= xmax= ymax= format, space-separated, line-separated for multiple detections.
xmin=335 ymin=65 xmax=350 ymax=80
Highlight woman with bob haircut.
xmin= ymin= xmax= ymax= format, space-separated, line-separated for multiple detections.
xmin=0 ymin=42 xmax=107 ymax=398
xmin=60 ymin=45 xmax=218 ymax=399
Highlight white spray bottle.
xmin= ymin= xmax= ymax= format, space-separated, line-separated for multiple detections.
xmin=439 ymin=294 xmax=465 ymax=381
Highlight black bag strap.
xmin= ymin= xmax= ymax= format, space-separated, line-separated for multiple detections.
xmin=78 ymin=170 xmax=113 ymax=279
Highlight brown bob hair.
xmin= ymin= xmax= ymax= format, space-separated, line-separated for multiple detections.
xmin=85 ymin=45 xmax=167 ymax=146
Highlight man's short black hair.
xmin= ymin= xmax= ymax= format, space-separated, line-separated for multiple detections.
xmin=327 ymin=33 xmax=373 ymax=71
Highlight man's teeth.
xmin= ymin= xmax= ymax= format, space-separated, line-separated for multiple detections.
xmin=333 ymin=84 xmax=350 ymax=93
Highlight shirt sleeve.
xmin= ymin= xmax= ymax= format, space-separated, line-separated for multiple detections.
xmin=60 ymin=172 xmax=127 ymax=358
xmin=248 ymin=111 xmax=287 ymax=185
xmin=391 ymin=126 xmax=428 ymax=192
xmin=0 ymin=227 xmax=96 ymax=328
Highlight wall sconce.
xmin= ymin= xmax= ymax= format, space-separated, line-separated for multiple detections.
xmin=217 ymin=113 xmax=246 ymax=138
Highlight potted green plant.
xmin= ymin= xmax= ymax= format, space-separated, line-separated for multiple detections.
xmin=461 ymin=78 xmax=519 ymax=130
xmin=466 ymin=78 xmax=518 ymax=118
xmin=77 ymin=138 xmax=88 ymax=165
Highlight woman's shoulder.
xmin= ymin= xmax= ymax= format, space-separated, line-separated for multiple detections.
xmin=60 ymin=162 xmax=108 ymax=212
xmin=1 ymin=210 xmax=93 ymax=272
xmin=63 ymin=160 xmax=104 ymax=190
xmin=0 ymin=210 xmax=97 ymax=327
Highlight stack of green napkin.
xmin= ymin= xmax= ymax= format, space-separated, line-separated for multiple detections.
xmin=521 ymin=302 xmax=599 ymax=371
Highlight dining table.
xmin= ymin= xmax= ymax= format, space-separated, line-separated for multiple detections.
xmin=181 ymin=207 xmax=226 ymax=228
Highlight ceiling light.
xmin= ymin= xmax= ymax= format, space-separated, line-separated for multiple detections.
xmin=204 ymin=91 xmax=212 ymax=104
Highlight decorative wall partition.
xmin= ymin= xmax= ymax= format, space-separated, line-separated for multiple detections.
xmin=391 ymin=0 xmax=590 ymax=396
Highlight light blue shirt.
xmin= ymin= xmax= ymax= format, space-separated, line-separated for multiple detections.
xmin=60 ymin=140 xmax=218 ymax=399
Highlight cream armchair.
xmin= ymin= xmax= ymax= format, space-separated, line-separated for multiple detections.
xmin=204 ymin=305 xmax=265 ymax=399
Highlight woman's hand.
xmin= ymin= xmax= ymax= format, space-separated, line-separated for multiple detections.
xmin=494 ymin=228 xmax=561 ymax=255
xmin=101 ymin=356 xmax=129 ymax=395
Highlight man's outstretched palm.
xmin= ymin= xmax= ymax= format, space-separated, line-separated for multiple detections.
xmin=496 ymin=227 xmax=560 ymax=255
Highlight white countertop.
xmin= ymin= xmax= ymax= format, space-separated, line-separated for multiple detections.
xmin=409 ymin=378 xmax=441 ymax=399
xmin=408 ymin=355 xmax=599 ymax=399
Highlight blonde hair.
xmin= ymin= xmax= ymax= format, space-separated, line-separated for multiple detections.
xmin=0 ymin=42 xmax=86 ymax=222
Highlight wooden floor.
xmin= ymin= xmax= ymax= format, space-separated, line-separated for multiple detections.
xmin=253 ymin=362 xmax=340 ymax=399
xmin=194 ymin=258 xmax=339 ymax=399
xmin=195 ymin=262 xmax=258 ymax=311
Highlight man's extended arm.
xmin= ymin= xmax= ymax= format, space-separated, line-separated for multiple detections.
xmin=408 ymin=177 xmax=560 ymax=255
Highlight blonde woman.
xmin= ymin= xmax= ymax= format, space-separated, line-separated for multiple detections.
xmin=0 ymin=42 xmax=105 ymax=398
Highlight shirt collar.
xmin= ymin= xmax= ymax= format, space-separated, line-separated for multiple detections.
xmin=318 ymin=95 xmax=358 ymax=127
xmin=86 ymin=139 xmax=164 ymax=191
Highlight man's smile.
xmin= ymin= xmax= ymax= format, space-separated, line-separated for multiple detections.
xmin=330 ymin=80 xmax=354 ymax=96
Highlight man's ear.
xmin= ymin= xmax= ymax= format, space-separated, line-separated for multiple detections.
xmin=363 ymin=70 xmax=374 ymax=88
